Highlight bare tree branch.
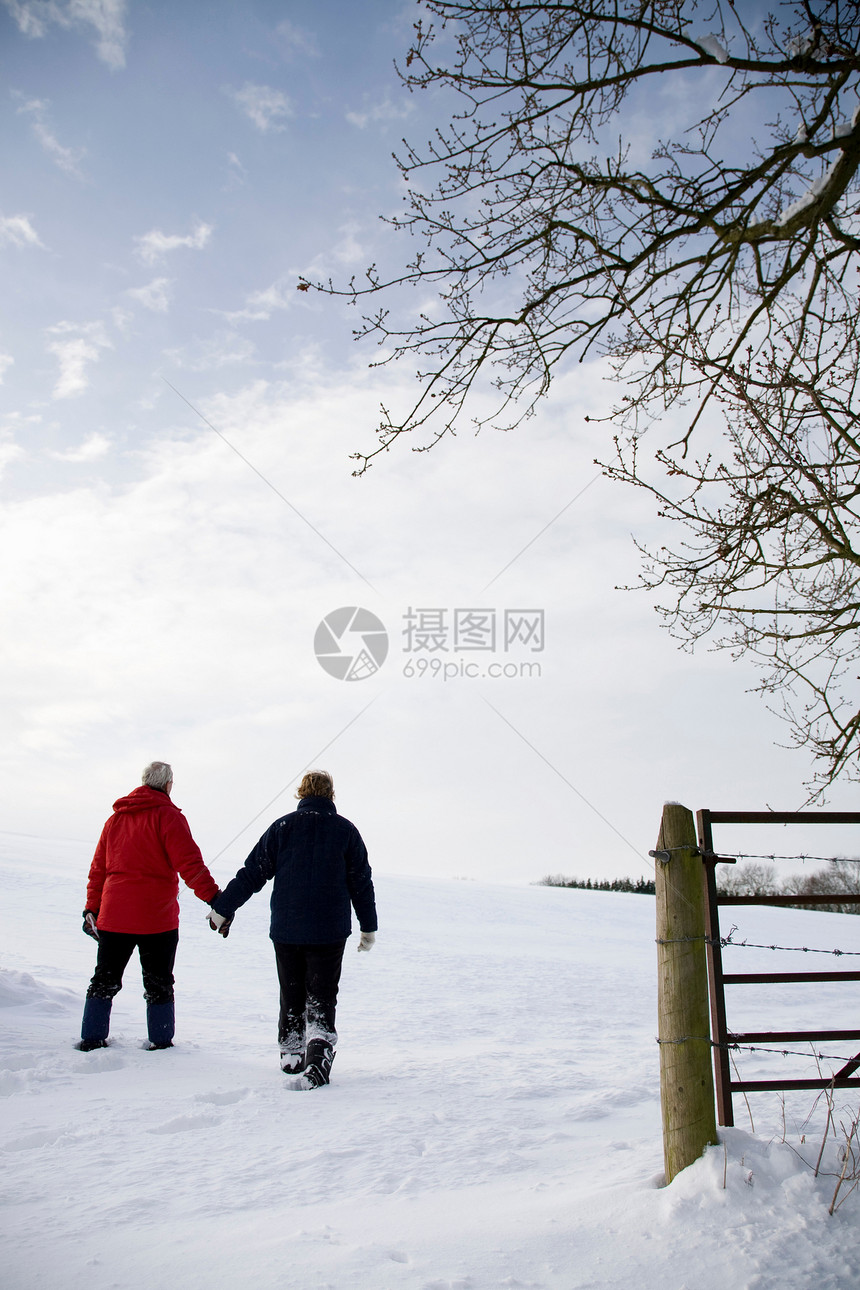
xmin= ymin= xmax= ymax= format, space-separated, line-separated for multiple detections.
xmin=308 ymin=1 xmax=860 ymax=785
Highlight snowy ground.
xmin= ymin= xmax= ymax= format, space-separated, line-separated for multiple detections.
xmin=2 ymin=836 xmax=860 ymax=1289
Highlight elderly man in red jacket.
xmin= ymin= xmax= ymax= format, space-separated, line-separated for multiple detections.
xmin=77 ymin=760 xmax=220 ymax=1052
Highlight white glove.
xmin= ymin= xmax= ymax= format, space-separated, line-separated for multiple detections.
xmin=357 ymin=931 xmax=375 ymax=952
xmin=202 ymin=908 xmax=228 ymax=939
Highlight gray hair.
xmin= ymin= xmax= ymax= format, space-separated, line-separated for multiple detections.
xmin=142 ymin=761 xmax=173 ymax=791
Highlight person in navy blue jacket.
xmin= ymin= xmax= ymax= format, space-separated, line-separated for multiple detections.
xmin=207 ymin=769 xmax=377 ymax=1089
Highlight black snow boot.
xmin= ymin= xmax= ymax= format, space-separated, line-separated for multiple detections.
xmin=300 ymin=1038 xmax=335 ymax=1088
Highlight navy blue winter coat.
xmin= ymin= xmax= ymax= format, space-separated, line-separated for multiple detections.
xmin=211 ymin=797 xmax=377 ymax=944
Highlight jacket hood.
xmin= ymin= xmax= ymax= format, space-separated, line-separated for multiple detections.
xmin=296 ymin=795 xmax=337 ymax=814
xmin=112 ymin=785 xmax=173 ymax=815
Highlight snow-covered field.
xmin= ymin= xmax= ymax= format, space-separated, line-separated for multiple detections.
xmin=2 ymin=835 xmax=860 ymax=1289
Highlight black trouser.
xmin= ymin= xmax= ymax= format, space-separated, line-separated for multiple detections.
xmin=86 ymin=929 xmax=179 ymax=1004
xmin=274 ymin=940 xmax=346 ymax=1053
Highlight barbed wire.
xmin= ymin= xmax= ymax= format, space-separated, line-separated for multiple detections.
xmin=656 ymin=927 xmax=860 ymax=956
xmin=720 ymin=926 xmax=860 ymax=957
xmin=728 ymin=853 xmax=860 ymax=864
xmin=656 ymin=1035 xmax=860 ymax=1066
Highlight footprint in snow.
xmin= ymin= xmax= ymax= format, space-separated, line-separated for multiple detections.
xmin=75 ymin=1050 xmax=125 ymax=1075
xmin=4 ymin=1128 xmax=67 ymax=1152
xmin=194 ymin=1088 xmax=249 ymax=1106
xmin=147 ymin=1112 xmax=223 ymax=1134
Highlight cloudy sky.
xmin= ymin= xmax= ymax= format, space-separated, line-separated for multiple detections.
xmin=2 ymin=0 xmax=856 ymax=888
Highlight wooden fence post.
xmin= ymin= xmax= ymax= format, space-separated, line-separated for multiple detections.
xmin=655 ymin=802 xmax=718 ymax=1183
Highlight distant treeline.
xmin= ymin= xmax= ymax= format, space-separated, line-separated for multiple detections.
xmin=539 ymin=875 xmax=655 ymax=894
xmin=540 ymin=860 xmax=860 ymax=914
xmin=714 ymin=859 xmax=860 ymax=915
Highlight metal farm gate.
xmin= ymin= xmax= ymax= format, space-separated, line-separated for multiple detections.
xmin=697 ymin=810 xmax=860 ymax=1127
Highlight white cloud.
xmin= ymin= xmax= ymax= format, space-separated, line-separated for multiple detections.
xmin=346 ymin=96 xmax=413 ymax=130
xmin=248 ymin=282 xmax=292 ymax=313
xmin=332 ymin=222 xmax=365 ymax=266
xmin=46 ymin=320 xmax=112 ymax=398
xmin=0 ymin=354 xmax=14 ymax=383
xmin=275 ymin=18 xmax=320 ymax=59
xmin=0 ymin=439 xmax=24 ymax=477
xmin=2 ymin=0 xmax=129 ymax=68
xmin=48 ymin=337 xmax=103 ymax=397
xmin=231 ymin=83 xmax=292 ymax=133
xmin=134 ymin=221 xmax=213 ymax=265
xmin=0 ymin=212 xmax=44 ymax=249
xmin=15 ymin=96 xmax=86 ymax=177
xmin=0 ymin=0 xmax=43 ymax=35
xmin=164 ymin=330 xmax=256 ymax=372
xmin=49 ymin=431 xmax=111 ymax=462
xmin=110 ymin=305 xmax=133 ymax=333
xmin=224 ymin=278 xmax=295 ymax=323
xmin=300 ymin=223 xmax=367 ymax=283
xmin=127 ymin=276 xmax=172 ymax=312
xmin=221 ymin=152 xmax=247 ymax=195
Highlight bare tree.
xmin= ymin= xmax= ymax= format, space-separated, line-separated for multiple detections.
xmin=718 ymin=857 xmax=860 ymax=908
xmin=605 ymin=313 xmax=860 ymax=786
xmin=304 ymin=1 xmax=860 ymax=785
xmin=716 ymin=860 xmax=780 ymax=897
xmin=312 ymin=1 xmax=860 ymax=457
xmin=783 ymin=856 xmax=860 ymax=909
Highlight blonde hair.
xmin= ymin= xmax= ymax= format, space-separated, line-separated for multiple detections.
xmin=296 ymin=769 xmax=334 ymax=800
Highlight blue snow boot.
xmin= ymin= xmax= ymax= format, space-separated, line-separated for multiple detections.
xmin=77 ymin=996 xmax=111 ymax=1051
xmin=146 ymin=1001 xmax=175 ymax=1049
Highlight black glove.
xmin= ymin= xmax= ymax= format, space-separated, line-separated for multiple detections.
xmin=82 ymin=910 xmax=99 ymax=941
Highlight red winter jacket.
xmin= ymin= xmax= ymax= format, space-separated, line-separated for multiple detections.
xmin=85 ymin=785 xmax=219 ymax=935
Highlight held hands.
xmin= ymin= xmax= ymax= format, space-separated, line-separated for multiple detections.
xmin=82 ymin=910 xmax=99 ymax=941
xmin=206 ymin=907 xmax=233 ymax=938
xmin=357 ymin=931 xmax=375 ymax=952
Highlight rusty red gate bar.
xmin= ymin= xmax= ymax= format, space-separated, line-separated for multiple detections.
xmin=696 ymin=809 xmax=860 ymax=1127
